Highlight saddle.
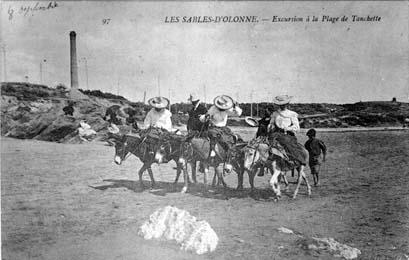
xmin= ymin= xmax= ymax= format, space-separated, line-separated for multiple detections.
xmin=140 ymin=128 xmax=169 ymax=141
xmin=250 ymin=136 xmax=296 ymax=170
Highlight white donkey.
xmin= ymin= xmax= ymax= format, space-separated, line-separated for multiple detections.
xmin=243 ymin=140 xmax=311 ymax=199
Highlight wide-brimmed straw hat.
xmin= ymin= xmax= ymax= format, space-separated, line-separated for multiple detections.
xmin=272 ymin=95 xmax=293 ymax=105
xmin=245 ymin=117 xmax=259 ymax=127
xmin=187 ymin=93 xmax=200 ymax=102
xmin=148 ymin=96 xmax=169 ymax=109
xmin=214 ymin=95 xmax=234 ymax=110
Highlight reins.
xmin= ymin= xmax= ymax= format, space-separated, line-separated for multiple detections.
xmin=123 ymin=137 xmax=142 ymax=161
xmin=245 ymin=139 xmax=264 ymax=169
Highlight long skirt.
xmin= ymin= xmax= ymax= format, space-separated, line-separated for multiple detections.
xmin=268 ymin=132 xmax=307 ymax=166
xmin=206 ymin=126 xmax=238 ymax=150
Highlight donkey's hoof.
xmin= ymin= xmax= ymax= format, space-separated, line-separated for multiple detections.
xmin=181 ymin=187 xmax=188 ymax=193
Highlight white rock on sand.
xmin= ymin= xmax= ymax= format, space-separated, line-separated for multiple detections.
xmin=138 ymin=206 xmax=218 ymax=255
xmin=277 ymin=227 xmax=294 ymax=234
xmin=309 ymin=237 xmax=361 ymax=260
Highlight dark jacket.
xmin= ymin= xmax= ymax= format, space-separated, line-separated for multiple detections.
xmin=256 ymin=117 xmax=270 ymax=137
xmin=187 ymin=103 xmax=207 ymax=132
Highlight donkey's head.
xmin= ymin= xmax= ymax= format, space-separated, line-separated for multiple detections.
xmin=223 ymin=143 xmax=246 ymax=175
xmin=108 ymin=132 xmax=142 ymax=165
xmin=154 ymin=141 xmax=172 ymax=164
xmin=108 ymin=134 xmax=128 ymax=165
xmin=243 ymin=142 xmax=269 ymax=171
xmin=154 ymin=135 xmax=185 ymax=164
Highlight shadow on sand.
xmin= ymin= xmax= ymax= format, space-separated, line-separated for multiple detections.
xmin=88 ymin=179 xmax=295 ymax=201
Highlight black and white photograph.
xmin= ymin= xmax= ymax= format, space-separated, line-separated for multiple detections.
xmin=1 ymin=1 xmax=408 ymax=259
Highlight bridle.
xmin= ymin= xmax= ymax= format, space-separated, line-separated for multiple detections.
xmin=158 ymin=139 xmax=181 ymax=161
xmin=118 ymin=136 xmax=140 ymax=162
xmin=245 ymin=141 xmax=262 ymax=170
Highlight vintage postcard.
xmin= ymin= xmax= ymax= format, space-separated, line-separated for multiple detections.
xmin=1 ymin=1 xmax=408 ymax=259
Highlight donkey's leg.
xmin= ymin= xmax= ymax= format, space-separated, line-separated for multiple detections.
xmin=236 ymin=168 xmax=244 ymax=190
xmin=203 ymin=165 xmax=209 ymax=186
xmin=174 ymin=164 xmax=181 ymax=184
xmin=147 ymin=166 xmax=156 ymax=189
xmin=191 ymin=161 xmax=198 ymax=183
xmin=269 ymin=161 xmax=282 ymax=199
xmin=248 ymin=169 xmax=256 ymax=191
xmin=217 ymin=165 xmax=227 ymax=187
xmin=212 ymin=167 xmax=217 ymax=187
xmin=293 ymin=166 xmax=311 ymax=199
xmin=138 ymin=163 xmax=149 ymax=189
xmin=281 ymin=172 xmax=290 ymax=191
xmin=181 ymin=162 xmax=189 ymax=193
xmin=216 ymin=165 xmax=222 ymax=186
xmin=301 ymin=166 xmax=312 ymax=196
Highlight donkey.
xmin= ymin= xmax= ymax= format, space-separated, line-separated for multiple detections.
xmin=109 ymin=133 xmax=185 ymax=192
xmin=152 ymin=133 xmax=195 ymax=193
xmin=243 ymin=138 xmax=311 ymax=199
xmin=171 ymin=136 xmax=248 ymax=193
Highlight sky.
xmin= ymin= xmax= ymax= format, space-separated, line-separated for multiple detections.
xmin=1 ymin=1 xmax=408 ymax=104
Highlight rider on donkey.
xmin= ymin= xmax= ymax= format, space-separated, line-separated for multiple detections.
xmin=268 ymin=95 xmax=300 ymax=137
xmin=200 ymin=95 xmax=242 ymax=158
xmin=187 ymin=93 xmax=208 ymax=134
xmin=143 ymin=96 xmax=173 ymax=132
xmin=266 ymin=95 xmax=307 ymax=172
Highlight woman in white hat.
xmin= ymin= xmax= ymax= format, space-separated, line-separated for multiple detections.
xmin=143 ymin=96 xmax=173 ymax=132
xmin=268 ymin=95 xmax=300 ymax=136
xmin=200 ymin=95 xmax=242 ymax=156
xmin=265 ymin=95 xmax=307 ymax=174
xmin=200 ymin=95 xmax=242 ymax=128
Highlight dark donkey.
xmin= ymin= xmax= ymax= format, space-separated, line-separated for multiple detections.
xmin=108 ymin=130 xmax=185 ymax=192
xmin=171 ymin=136 xmax=249 ymax=193
xmin=153 ymin=133 xmax=197 ymax=193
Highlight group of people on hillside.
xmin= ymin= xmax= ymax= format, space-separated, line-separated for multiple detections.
xmin=106 ymin=92 xmax=327 ymax=186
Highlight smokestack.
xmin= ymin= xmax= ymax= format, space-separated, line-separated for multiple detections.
xmin=69 ymin=31 xmax=79 ymax=89
xmin=68 ymin=31 xmax=87 ymax=100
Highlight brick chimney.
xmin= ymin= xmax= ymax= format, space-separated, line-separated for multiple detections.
xmin=69 ymin=31 xmax=79 ymax=89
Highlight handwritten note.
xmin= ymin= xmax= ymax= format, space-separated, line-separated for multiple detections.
xmin=7 ymin=1 xmax=58 ymax=20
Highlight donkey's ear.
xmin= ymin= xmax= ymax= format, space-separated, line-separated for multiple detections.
xmin=107 ymin=132 xmax=123 ymax=142
xmin=237 ymin=142 xmax=247 ymax=148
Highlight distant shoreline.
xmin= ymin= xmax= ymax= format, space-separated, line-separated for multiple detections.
xmin=229 ymin=126 xmax=409 ymax=133
xmin=173 ymin=125 xmax=408 ymax=133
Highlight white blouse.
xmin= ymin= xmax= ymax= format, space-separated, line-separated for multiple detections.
xmin=268 ymin=109 xmax=300 ymax=133
xmin=143 ymin=108 xmax=173 ymax=131
xmin=200 ymin=105 xmax=242 ymax=127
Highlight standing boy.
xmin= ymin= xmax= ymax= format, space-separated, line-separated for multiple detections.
xmin=304 ymin=129 xmax=327 ymax=186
